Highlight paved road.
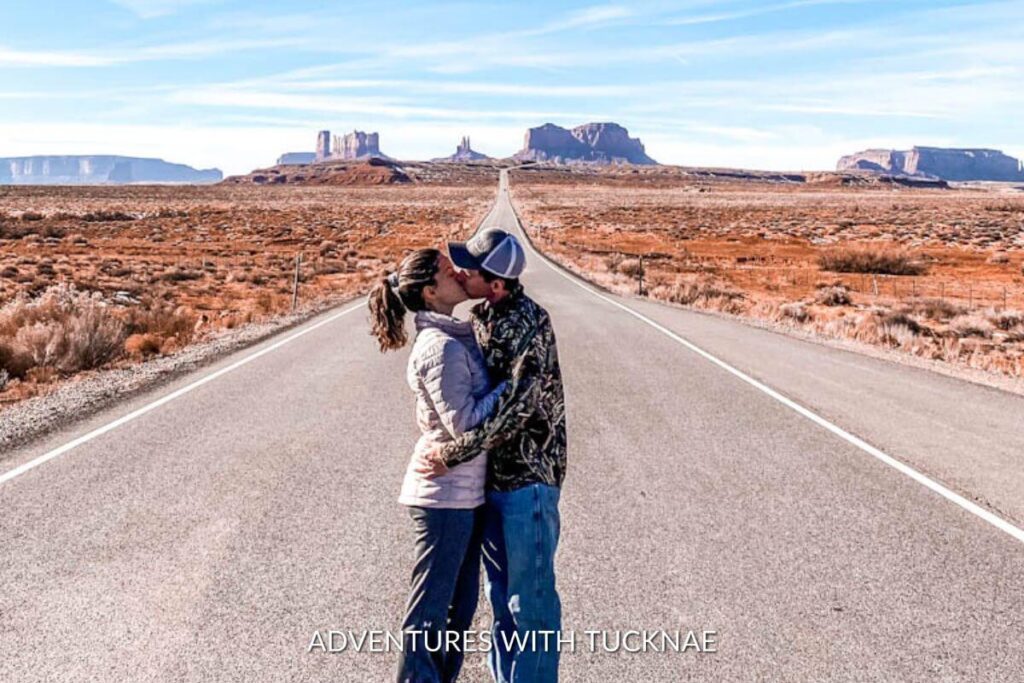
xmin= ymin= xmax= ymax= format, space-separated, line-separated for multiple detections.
xmin=2 ymin=171 xmax=1022 ymax=682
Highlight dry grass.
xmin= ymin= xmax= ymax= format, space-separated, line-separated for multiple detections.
xmin=512 ymin=168 xmax=1024 ymax=379
xmin=0 ymin=181 xmax=493 ymax=404
xmin=0 ymin=284 xmax=200 ymax=381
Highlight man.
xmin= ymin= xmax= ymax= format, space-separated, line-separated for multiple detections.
xmin=421 ymin=227 xmax=567 ymax=683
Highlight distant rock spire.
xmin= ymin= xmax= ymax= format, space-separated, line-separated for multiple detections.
xmin=430 ymin=135 xmax=492 ymax=162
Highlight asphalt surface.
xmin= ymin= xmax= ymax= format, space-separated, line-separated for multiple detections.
xmin=1 ymin=171 xmax=1022 ymax=682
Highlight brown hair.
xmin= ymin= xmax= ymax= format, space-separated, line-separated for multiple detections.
xmin=368 ymin=248 xmax=440 ymax=352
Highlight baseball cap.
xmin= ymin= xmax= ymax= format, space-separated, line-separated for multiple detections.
xmin=448 ymin=228 xmax=527 ymax=279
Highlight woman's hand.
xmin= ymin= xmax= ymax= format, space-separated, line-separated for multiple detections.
xmin=413 ymin=445 xmax=449 ymax=479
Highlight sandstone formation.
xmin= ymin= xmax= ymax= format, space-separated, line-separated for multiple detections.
xmin=432 ymin=136 xmax=492 ymax=162
xmin=276 ymin=152 xmax=316 ymax=165
xmin=514 ymin=122 xmax=656 ymax=165
xmin=331 ymin=131 xmax=388 ymax=160
xmin=0 ymin=156 xmax=222 ymax=185
xmin=224 ymin=157 xmax=410 ymax=185
xmin=837 ymin=147 xmax=1024 ymax=182
xmin=316 ymin=130 xmax=331 ymax=162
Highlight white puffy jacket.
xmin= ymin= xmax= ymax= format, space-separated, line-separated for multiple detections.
xmin=398 ymin=310 xmax=505 ymax=509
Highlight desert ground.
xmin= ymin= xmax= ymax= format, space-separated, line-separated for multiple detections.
xmin=0 ymin=171 xmax=495 ymax=405
xmin=3 ymin=160 xmax=1023 ymax=412
xmin=510 ymin=165 xmax=1024 ymax=379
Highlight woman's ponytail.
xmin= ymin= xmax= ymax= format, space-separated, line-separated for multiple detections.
xmin=367 ymin=248 xmax=441 ymax=353
xmin=369 ymin=273 xmax=408 ymax=352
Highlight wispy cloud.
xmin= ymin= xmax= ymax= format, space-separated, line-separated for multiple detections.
xmin=107 ymin=0 xmax=222 ymax=19
xmin=0 ymin=46 xmax=117 ymax=67
xmin=166 ymin=87 xmax=601 ymax=123
xmin=0 ymin=37 xmax=307 ymax=68
xmin=532 ymin=4 xmax=634 ymax=33
xmin=662 ymin=0 xmax=884 ymax=26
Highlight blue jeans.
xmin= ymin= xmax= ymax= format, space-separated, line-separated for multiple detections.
xmin=397 ymin=506 xmax=483 ymax=683
xmin=482 ymin=484 xmax=562 ymax=683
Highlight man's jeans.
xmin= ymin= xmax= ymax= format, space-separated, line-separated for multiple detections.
xmin=482 ymin=483 xmax=562 ymax=683
xmin=397 ymin=506 xmax=483 ymax=683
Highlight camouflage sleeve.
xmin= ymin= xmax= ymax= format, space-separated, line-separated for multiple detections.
xmin=438 ymin=312 xmax=544 ymax=467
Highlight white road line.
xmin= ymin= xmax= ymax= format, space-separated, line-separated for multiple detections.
xmin=0 ymin=302 xmax=366 ymax=486
xmin=504 ymin=171 xmax=1024 ymax=545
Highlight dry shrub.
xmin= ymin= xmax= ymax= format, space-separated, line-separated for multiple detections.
xmin=818 ymin=248 xmax=927 ymax=275
xmin=664 ymin=278 xmax=745 ymax=313
xmin=604 ymin=252 xmax=624 ymax=273
xmin=124 ymin=333 xmax=162 ymax=359
xmin=81 ymin=210 xmax=136 ymax=222
xmin=126 ymin=303 xmax=196 ymax=345
xmin=878 ymin=320 xmax=918 ymax=347
xmin=160 ymin=267 xmax=202 ymax=282
xmin=0 ymin=339 xmax=34 ymax=379
xmin=950 ymin=314 xmax=994 ymax=339
xmin=619 ymin=258 xmax=643 ymax=279
xmin=987 ymin=252 xmax=1010 ymax=265
xmin=880 ymin=311 xmax=924 ymax=335
xmin=0 ymin=223 xmax=30 ymax=239
xmin=0 ymin=221 xmax=63 ymax=239
xmin=814 ymin=285 xmax=852 ymax=306
xmin=0 ymin=284 xmax=127 ymax=376
xmin=780 ymin=302 xmax=810 ymax=322
xmin=26 ymin=366 xmax=58 ymax=383
xmin=909 ymin=298 xmax=962 ymax=321
xmin=255 ymin=291 xmax=281 ymax=314
xmin=15 ymin=305 xmax=124 ymax=373
xmin=988 ymin=309 xmax=1023 ymax=331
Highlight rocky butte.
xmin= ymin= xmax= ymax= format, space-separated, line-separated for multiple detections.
xmin=331 ymin=131 xmax=389 ymax=161
xmin=837 ymin=146 xmax=1024 ymax=182
xmin=277 ymin=152 xmax=316 ymax=165
xmin=282 ymin=130 xmax=391 ymax=165
xmin=514 ymin=122 xmax=656 ymax=165
xmin=432 ymin=136 xmax=492 ymax=162
xmin=0 ymin=155 xmax=222 ymax=185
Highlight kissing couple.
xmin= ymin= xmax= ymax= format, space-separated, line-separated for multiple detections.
xmin=368 ymin=228 xmax=568 ymax=683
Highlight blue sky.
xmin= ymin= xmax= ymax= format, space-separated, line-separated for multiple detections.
xmin=1 ymin=0 xmax=1021 ymax=174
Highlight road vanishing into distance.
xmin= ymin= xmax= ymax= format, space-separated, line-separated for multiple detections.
xmin=2 ymin=170 xmax=1023 ymax=682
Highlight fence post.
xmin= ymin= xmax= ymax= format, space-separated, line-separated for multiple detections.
xmin=292 ymin=253 xmax=302 ymax=311
xmin=969 ymin=283 xmax=973 ymax=309
xmin=1003 ymin=286 xmax=1008 ymax=311
xmin=638 ymin=255 xmax=645 ymax=296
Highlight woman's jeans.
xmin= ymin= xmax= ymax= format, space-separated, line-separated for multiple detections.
xmin=483 ymin=483 xmax=562 ymax=683
xmin=397 ymin=506 xmax=483 ymax=683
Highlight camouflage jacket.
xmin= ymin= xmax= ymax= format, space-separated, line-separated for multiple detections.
xmin=439 ymin=284 xmax=567 ymax=492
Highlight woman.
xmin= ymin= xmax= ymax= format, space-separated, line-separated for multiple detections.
xmin=368 ymin=247 xmax=507 ymax=683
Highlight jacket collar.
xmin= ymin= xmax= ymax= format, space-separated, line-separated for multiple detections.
xmin=414 ymin=309 xmax=475 ymax=340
